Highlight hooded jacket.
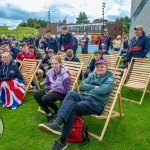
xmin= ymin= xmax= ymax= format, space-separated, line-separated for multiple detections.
xmin=79 ymin=70 xmax=114 ymax=106
xmin=45 ymin=65 xmax=71 ymax=94
xmin=0 ymin=60 xmax=23 ymax=82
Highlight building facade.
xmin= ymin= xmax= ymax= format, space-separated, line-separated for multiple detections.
xmin=129 ymin=0 xmax=150 ymax=38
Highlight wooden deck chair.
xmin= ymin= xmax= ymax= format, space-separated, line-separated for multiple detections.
xmin=78 ymin=54 xmax=93 ymax=73
xmin=38 ymin=61 xmax=84 ymax=114
xmin=19 ymin=59 xmax=42 ymax=97
xmin=88 ymin=67 xmax=127 ymax=141
xmin=110 ymin=50 xmax=120 ymax=56
xmin=122 ymin=57 xmax=150 ymax=104
xmin=62 ymin=61 xmax=84 ymax=93
xmin=103 ymin=55 xmax=121 ymax=68
xmin=59 ymin=52 xmax=66 ymax=61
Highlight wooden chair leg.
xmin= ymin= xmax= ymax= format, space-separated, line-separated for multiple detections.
xmin=34 ymin=75 xmax=40 ymax=90
xmin=118 ymin=92 xmax=123 ymax=118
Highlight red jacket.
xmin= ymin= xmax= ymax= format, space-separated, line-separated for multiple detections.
xmin=17 ymin=51 xmax=35 ymax=61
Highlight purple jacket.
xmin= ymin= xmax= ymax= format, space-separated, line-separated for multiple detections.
xmin=45 ymin=65 xmax=71 ymax=94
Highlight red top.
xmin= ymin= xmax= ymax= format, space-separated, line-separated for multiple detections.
xmin=17 ymin=51 xmax=35 ymax=61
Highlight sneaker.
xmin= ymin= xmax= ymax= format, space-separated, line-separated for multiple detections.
xmin=38 ymin=122 xmax=62 ymax=135
xmin=47 ymin=115 xmax=54 ymax=123
xmin=50 ymin=140 xmax=68 ymax=150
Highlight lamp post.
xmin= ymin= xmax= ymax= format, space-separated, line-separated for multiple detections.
xmin=102 ymin=2 xmax=106 ymax=33
xmin=47 ymin=10 xmax=51 ymax=31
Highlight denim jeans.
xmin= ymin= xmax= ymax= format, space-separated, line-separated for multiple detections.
xmin=57 ymin=90 xmax=104 ymax=138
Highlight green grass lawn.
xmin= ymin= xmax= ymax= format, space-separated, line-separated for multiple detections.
xmin=0 ymin=87 xmax=150 ymax=150
xmin=0 ymin=26 xmax=39 ymax=40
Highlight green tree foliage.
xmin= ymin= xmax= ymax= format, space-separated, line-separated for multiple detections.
xmin=76 ymin=12 xmax=90 ymax=24
xmin=19 ymin=18 xmax=47 ymax=29
xmin=116 ymin=16 xmax=131 ymax=34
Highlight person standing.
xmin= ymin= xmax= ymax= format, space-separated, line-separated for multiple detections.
xmin=44 ymin=31 xmax=57 ymax=54
xmin=99 ymin=28 xmax=112 ymax=52
xmin=59 ymin=26 xmax=73 ymax=53
xmin=71 ymin=32 xmax=78 ymax=55
xmin=113 ymin=35 xmax=122 ymax=51
xmin=54 ymin=34 xmax=60 ymax=54
xmin=119 ymin=25 xmax=150 ymax=69
xmin=81 ymin=32 xmax=89 ymax=54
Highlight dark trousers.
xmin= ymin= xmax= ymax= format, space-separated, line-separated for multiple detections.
xmin=82 ymin=47 xmax=88 ymax=54
xmin=33 ymin=90 xmax=65 ymax=114
xmin=57 ymin=90 xmax=104 ymax=138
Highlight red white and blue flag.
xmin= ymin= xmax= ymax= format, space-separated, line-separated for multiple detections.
xmin=0 ymin=79 xmax=25 ymax=109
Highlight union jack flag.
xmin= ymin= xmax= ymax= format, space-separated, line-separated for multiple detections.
xmin=0 ymin=79 xmax=25 ymax=109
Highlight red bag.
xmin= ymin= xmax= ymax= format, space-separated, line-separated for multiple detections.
xmin=66 ymin=115 xmax=89 ymax=144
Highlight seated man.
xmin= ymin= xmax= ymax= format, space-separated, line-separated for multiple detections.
xmin=64 ymin=49 xmax=82 ymax=80
xmin=16 ymin=42 xmax=35 ymax=65
xmin=101 ymin=45 xmax=110 ymax=55
xmin=64 ymin=49 xmax=80 ymax=62
xmin=37 ymin=49 xmax=55 ymax=83
xmin=84 ymin=50 xmax=103 ymax=78
xmin=39 ymin=59 xmax=114 ymax=150
xmin=29 ymin=45 xmax=42 ymax=60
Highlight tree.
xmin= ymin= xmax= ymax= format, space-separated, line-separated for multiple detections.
xmin=76 ymin=12 xmax=90 ymax=24
xmin=19 ymin=18 xmax=47 ymax=29
xmin=116 ymin=16 xmax=131 ymax=34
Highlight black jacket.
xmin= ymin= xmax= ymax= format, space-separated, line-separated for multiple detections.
xmin=0 ymin=60 xmax=23 ymax=82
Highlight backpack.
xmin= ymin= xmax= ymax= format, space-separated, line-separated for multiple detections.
xmin=66 ymin=115 xmax=90 ymax=145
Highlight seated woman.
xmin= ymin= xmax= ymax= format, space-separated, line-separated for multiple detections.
xmin=38 ymin=59 xmax=114 ymax=150
xmin=0 ymin=52 xmax=25 ymax=109
xmin=33 ymin=55 xmax=71 ymax=122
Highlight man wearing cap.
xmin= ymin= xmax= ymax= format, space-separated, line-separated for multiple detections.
xmin=38 ymin=59 xmax=114 ymax=150
xmin=119 ymin=25 xmax=150 ymax=69
xmin=99 ymin=28 xmax=113 ymax=52
xmin=59 ymin=26 xmax=73 ymax=53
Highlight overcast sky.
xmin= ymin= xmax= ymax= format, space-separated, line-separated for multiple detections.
xmin=0 ymin=0 xmax=131 ymax=26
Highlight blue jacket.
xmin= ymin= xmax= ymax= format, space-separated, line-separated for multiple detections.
xmin=40 ymin=55 xmax=52 ymax=70
xmin=72 ymin=37 xmax=78 ymax=50
xmin=86 ymin=57 xmax=104 ymax=72
xmin=125 ymin=34 xmax=150 ymax=63
xmin=44 ymin=38 xmax=57 ymax=54
xmin=99 ymin=35 xmax=112 ymax=51
xmin=0 ymin=60 xmax=23 ymax=82
xmin=79 ymin=70 xmax=114 ymax=106
xmin=59 ymin=32 xmax=73 ymax=52
xmin=64 ymin=56 xmax=80 ymax=62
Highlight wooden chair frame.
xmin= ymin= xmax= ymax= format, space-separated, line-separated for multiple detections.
xmin=19 ymin=59 xmax=41 ymax=97
xmin=103 ymin=55 xmax=121 ymax=68
xmin=78 ymin=54 xmax=93 ymax=73
xmin=88 ymin=67 xmax=127 ymax=141
xmin=38 ymin=61 xmax=84 ymax=114
xmin=122 ymin=57 xmax=150 ymax=105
